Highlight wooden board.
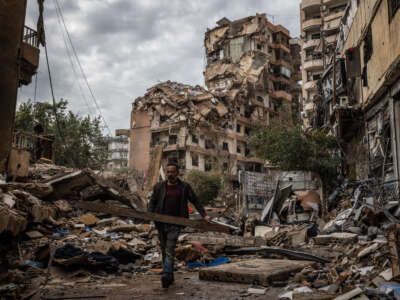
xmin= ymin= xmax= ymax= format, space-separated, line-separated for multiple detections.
xmin=199 ymin=259 xmax=315 ymax=286
xmin=74 ymin=201 xmax=231 ymax=233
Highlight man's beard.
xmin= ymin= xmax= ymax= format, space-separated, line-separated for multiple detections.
xmin=168 ymin=176 xmax=177 ymax=182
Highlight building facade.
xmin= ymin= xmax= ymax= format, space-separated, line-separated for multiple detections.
xmin=129 ymin=15 xmax=300 ymax=187
xmin=313 ymin=0 xmax=400 ymax=184
xmin=105 ymin=129 xmax=130 ymax=172
xmin=300 ymin=0 xmax=348 ymax=128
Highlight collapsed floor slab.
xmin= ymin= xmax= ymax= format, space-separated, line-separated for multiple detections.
xmin=199 ymin=259 xmax=315 ymax=285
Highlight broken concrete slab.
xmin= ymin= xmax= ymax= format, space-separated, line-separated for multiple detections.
xmin=199 ymin=259 xmax=315 ymax=286
xmin=25 ymin=230 xmax=44 ymax=239
xmin=357 ymin=243 xmax=380 ymax=258
xmin=313 ymin=233 xmax=358 ymax=245
xmin=77 ymin=213 xmax=99 ymax=226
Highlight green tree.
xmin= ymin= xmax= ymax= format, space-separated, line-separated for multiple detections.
xmin=14 ymin=99 xmax=108 ymax=170
xmin=249 ymin=125 xmax=341 ymax=189
xmin=185 ymin=170 xmax=222 ymax=206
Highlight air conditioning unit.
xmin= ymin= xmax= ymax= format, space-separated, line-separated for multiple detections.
xmin=339 ymin=96 xmax=350 ymax=108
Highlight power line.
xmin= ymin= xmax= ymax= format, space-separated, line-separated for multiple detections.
xmin=54 ymin=0 xmax=112 ymax=136
xmin=52 ymin=0 xmax=95 ymax=116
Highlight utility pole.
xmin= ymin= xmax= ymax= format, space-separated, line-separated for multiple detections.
xmin=0 ymin=0 xmax=28 ymax=175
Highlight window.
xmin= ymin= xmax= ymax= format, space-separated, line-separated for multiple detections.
xmin=244 ymin=127 xmax=251 ymax=136
xmin=237 ymin=146 xmax=241 ymax=154
xmin=257 ymin=44 xmax=263 ymax=50
xmin=168 ymin=135 xmax=177 ymax=145
xmin=222 ymin=142 xmax=229 ymax=151
xmin=191 ymin=153 xmax=199 ymax=167
xmin=256 ymin=96 xmax=264 ymax=103
xmin=313 ymin=74 xmax=322 ymax=81
xmin=160 ymin=115 xmax=167 ymax=122
xmin=389 ymin=0 xmax=400 ymax=21
xmin=363 ymin=27 xmax=373 ymax=64
xmin=223 ymin=162 xmax=229 ymax=171
xmin=205 ymin=139 xmax=215 ymax=149
xmin=236 ymin=124 xmax=242 ymax=133
xmin=192 ymin=134 xmax=199 ymax=144
xmin=205 ymin=159 xmax=212 ymax=171
xmin=311 ymin=33 xmax=320 ymax=40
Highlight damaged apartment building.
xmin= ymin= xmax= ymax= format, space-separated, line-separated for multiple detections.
xmin=300 ymin=0 xmax=348 ymax=128
xmin=311 ymin=0 xmax=400 ymax=184
xmin=129 ymin=14 xmax=300 ymax=186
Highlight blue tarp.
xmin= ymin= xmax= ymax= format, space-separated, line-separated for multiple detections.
xmin=187 ymin=256 xmax=230 ymax=268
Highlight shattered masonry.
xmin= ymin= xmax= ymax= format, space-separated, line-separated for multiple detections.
xmin=129 ymin=14 xmax=301 ymax=184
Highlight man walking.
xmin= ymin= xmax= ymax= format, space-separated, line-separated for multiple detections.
xmin=148 ymin=162 xmax=209 ymax=288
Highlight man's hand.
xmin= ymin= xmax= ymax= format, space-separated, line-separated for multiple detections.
xmin=203 ymin=215 xmax=211 ymax=222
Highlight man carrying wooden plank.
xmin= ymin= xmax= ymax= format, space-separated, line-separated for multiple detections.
xmin=148 ymin=162 xmax=210 ymax=288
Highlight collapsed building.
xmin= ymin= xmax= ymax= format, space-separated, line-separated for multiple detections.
xmin=129 ymin=14 xmax=301 ymax=187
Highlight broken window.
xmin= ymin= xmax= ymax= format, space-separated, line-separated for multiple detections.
xmin=168 ymin=135 xmax=177 ymax=145
xmin=244 ymin=127 xmax=251 ymax=136
xmin=222 ymin=142 xmax=229 ymax=151
xmin=363 ymin=27 xmax=373 ymax=64
xmin=223 ymin=162 xmax=229 ymax=171
xmin=237 ymin=146 xmax=241 ymax=154
xmin=256 ymin=96 xmax=264 ymax=103
xmin=236 ymin=124 xmax=242 ymax=133
xmin=192 ymin=134 xmax=199 ymax=144
xmin=245 ymin=147 xmax=250 ymax=157
xmin=160 ymin=115 xmax=168 ymax=123
xmin=257 ymin=44 xmax=263 ymax=50
xmin=205 ymin=139 xmax=215 ymax=149
xmin=191 ymin=153 xmax=199 ymax=167
xmin=205 ymin=159 xmax=212 ymax=171
xmin=389 ymin=0 xmax=400 ymax=21
xmin=311 ymin=33 xmax=320 ymax=40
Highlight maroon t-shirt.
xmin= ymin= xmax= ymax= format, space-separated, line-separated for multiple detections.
xmin=163 ymin=183 xmax=181 ymax=216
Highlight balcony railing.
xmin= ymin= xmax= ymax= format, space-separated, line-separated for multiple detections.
xmin=23 ymin=26 xmax=39 ymax=48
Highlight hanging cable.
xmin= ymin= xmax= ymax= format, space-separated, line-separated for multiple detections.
xmin=52 ymin=0 xmax=95 ymax=116
xmin=44 ymin=42 xmax=75 ymax=167
xmin=54 ymin=0 xmax=112 ymax=136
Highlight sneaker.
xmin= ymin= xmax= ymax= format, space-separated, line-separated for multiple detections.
xmin=161 ymin=273 xmax=171 ymax=288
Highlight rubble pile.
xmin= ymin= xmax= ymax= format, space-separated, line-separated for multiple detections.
xmin=0 ymin=163 xmax=227 ymax=299
xmin=133 ymin=81 xmax=235 ymax=130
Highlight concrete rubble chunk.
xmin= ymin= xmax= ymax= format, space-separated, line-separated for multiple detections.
xmin=313 ymin=232 xmax=358 ymax=245
xmin=76 ymin=213 xmax=100 ymax=226
xmin=333 ymin=287 xmax=363 ymax=300
xmin=357 ymin=243 xmax=380 ymax=258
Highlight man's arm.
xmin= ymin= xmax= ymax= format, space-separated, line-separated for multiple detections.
xmin=187 ymin=184 xmax=207 ymax=218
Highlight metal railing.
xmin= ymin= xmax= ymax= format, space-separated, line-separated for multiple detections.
xmin=23 ymin=26 xmax=39 ymax=48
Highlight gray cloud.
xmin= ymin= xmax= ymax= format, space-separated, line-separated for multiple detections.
xmin=19 ymin=0 xmax=301 ymax=135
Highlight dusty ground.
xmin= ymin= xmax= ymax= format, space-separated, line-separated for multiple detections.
xmin=40 ymin=271 xmax=285 ymax=300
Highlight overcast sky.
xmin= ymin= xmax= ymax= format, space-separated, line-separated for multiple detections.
xmin=19 ymin=0 xmax=301 ymax=135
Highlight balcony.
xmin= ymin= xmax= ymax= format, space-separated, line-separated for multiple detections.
xmin=303 ymin=58 xmax=323 ymax=71
xmin=301 ymin=0 xmax=321 ymax=11
xmin=304 ymin=80 xmax=318 ymax=91
xmin=324 ymin=17 xmax=341 ymax=32
xmin=323 ymin=0 xmax=348 ymax=7
xmin=271 ymin=90 xmax=293 ymax=102
xmin=304 ymin=102 xmax=315 ymax=112
xmin=302 ymin=38 xmax=320 ymax=50
xmin=302 ymin=18 xmax=322 ymax=32
xmin=20 ymin=26 xmax=40 ymax=86
xmin=325 ymin=34 xmax=338 ymax=45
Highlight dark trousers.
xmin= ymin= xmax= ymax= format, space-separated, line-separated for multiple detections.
xmin=155 ymin=222 xmax=181 ymax=276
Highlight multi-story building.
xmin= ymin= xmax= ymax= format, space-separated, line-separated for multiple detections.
xmin=300 ymin=0 xmax=348 ymax=128
xmin=129 ymin=15 xmax=300 ymax=187
xmin=314 ymin=0 xmax=400 ymax=184
xmin=105 ymin=129 xmax=130 ymax=172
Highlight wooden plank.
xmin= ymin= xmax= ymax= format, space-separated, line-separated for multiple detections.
xmin=199 ymin=259 xmax=315 ymax=286
xmin=74 ymin=201 xmax=230 ymax=233
xmin=388 ymin=224 xmax=400 ymax=279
